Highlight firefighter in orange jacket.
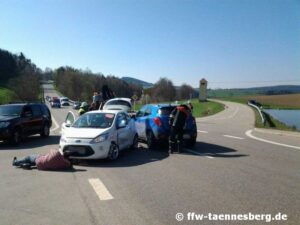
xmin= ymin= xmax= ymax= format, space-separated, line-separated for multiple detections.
xmin=169 ymin=104 xmax=189 ymax=154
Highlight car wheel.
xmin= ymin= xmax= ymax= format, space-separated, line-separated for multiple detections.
xmin=185 ymin=137 xmax=196 ymax=148
xmin=131 ymin=134 xmax=139 ymax=149
xmin=146 ymin=130 xmax=156 ymax=149
xmin=41 ymin=124 xmax=50 ymax=137
xmin=108 ymin=143 xmax=119 ymax=160
xmin=11 ymin=129 xmax=22 ymax=145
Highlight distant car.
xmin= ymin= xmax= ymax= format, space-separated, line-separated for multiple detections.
xmin=0 ymin=103 xmax=52 ymax=144
xmin=59 ymin=110 xmax=138 ymax=160
xmin=135 ymin=104 xmax=197 ymax=148
xmin=51 ymin=98 xmax=61 ymax=108
xmin=102 ymin=98 xmax=132 ymax=112
xmin=60 ymin=97 xmax=70 ymax=106
xmin=45 ymin=96 xmax=51 ymax=102
xmin=72 ymin=101 xmax=81 ymax=110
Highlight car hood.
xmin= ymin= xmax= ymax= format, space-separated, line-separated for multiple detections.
xmin=64 ymin=127 xmax=111 ymax=139
xmin=0 ymin=115 xmax=19 ymax=122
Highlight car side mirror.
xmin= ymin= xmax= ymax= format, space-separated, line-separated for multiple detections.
xmin=118 ymin=119 xmax=127 ymax=129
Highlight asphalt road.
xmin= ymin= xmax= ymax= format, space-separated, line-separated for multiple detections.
xmin=0 ymin=84 xmax=299 ymax=225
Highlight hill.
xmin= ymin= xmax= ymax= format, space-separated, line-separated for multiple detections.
xmin=207 ymin=85 xmax=300 ymax=98
xmin=121 ymin=77 xmax=153 ymax=88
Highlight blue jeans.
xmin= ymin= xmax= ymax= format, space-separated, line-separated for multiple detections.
xmin=13 ymin=155 xmax=38 ymax=166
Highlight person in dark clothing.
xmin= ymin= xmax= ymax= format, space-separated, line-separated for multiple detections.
xmin=102 ymin=85 xmax=115 ymax=102
xmin=169 ymin=104 xmax=189 ymax=154
xmin=89 ymin=102 xmax=97 ymax=111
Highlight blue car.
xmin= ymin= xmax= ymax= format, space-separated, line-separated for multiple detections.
xmin=134 ymin=104 xmax=197 ymax=149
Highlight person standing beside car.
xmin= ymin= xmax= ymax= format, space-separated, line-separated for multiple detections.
xmin=78 ymin=102 xmax=89 ymax=116
xmin=169 ymin=104 xmax=189 ymax=154
xmin=93 ymin=92 xmax=103 ymax=110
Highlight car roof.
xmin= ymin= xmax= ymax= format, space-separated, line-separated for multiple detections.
xmin=1 ymin=103 xmax=45 ymax=107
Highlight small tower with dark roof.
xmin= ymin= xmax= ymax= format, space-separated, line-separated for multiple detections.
xmin=199 ymin=78 xmax=207 ymax=102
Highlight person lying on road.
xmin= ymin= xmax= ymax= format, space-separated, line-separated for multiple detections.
xmin=12 ymin=149 xmax=72 ymax=170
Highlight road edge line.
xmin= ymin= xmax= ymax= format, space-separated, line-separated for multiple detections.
xmin=50 ymin=114 xmax=60 ymax=132
xmin=245 ymin=129 xmax=300 ymax=151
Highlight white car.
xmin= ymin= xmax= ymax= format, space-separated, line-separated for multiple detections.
xmin=102 ymin=98 xmax=132 ymax=112
xmin=59 ymin=110 xmax=138 ymax=160
xmin=60 ymin=97 xmax=70 ymax=106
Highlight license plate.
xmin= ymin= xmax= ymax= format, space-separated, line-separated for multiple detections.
xmin=68 ymin=146 xmax=85 ymax=154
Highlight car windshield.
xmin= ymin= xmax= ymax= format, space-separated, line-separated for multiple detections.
xmin=106 ymin=100 xmax=131 ymax=108
xmin=158 ymin=106 xmax=176 ymax=116
xmin=53 ymin=99 xmax=60 ymax=103
xmin=72 ymin=113 xmax=115 ymax=128
xmin=0 ymin=105 xmax=23 ymax=116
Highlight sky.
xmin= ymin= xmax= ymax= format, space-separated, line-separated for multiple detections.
xmin=0 ymin=0 xmax=299 ymax=89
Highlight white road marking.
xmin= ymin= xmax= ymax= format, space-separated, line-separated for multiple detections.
xmin=197 ymin=130 xmax=208 ymax=133
xmin=88 ymin=178 xmax=114 ymax=201
xmin=254 ymin=128 xmax=300 ymax=138
xmin=183 ymin=148 xmax=214 ymax=159
xmin=226 ymin=106 xmax=240 ymax=119
xmin=245 ymin=130 xmax=300 ymax=151
xmin=223 ymin=135 xmax=245 ymax=140
xmin=197 ymin=106 xmax=240 ymax=121
xmin=50 ymin=115 xmax=60 ymax=132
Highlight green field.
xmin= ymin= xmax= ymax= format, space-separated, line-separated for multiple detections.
xmin=217 ymin=94 xmax=300 ymax=109
xmin=187 ymin=99 xmax=224 ymax=118
xmin=134 ymin=99 xmax=224 ymax=118
xmin=0 ymin=87 xmax=17 ymax=104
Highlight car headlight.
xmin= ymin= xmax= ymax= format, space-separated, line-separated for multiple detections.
xmin=90 ymin=133 xmax=109 ymax=144
xmin=0 ymin=122 xmax=10 ymax=128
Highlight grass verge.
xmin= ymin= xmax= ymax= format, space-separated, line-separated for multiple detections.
xmin=0 ymin=87 xmax=17 ymax=104
xmin=134 ymin=99 xmax=224 ymax=118
xmin=254 ymin=109 xmax=297 ymax=131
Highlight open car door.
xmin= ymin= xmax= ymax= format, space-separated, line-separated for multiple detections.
xmin=61 ymin=111 xmax=76 ymax=135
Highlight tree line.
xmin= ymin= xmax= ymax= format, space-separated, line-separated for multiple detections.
xmin=143 ymin=78 xmax=197 ymax=103
xmin=51 ymin=67 xmax=143 ymax=102
xmin=1 ymin=47 xmax=198 ymax=105
xmin=51 ymin=70 xmax=197 ymax=103
xmin=0 ymin=48 xmax=41 ymax=102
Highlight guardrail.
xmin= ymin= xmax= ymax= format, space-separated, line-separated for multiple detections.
xmin=248 ymin=102 xmax=265 ymax=125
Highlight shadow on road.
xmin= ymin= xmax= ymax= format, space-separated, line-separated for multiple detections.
xmin=13 ymin=166 xmax=87 ymax=173
xmin=184 ymin=141 xmax=249 ymax=158
xmin=76 ymin=140 xmax=247 ymax=168
xmin=77 ymin=146 xmax=169 ymax=168
xmin=0 ymin=135 xmax=60 ymax=150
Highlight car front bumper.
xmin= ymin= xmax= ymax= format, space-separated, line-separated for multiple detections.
xmin=59 ymin=138 xmax=111 ymax=159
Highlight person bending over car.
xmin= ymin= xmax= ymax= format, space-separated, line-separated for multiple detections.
xmin=12 ymin=149 xmax=72 ymax=170
xmin=169 ymin=104 xmax=189 ymax=154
